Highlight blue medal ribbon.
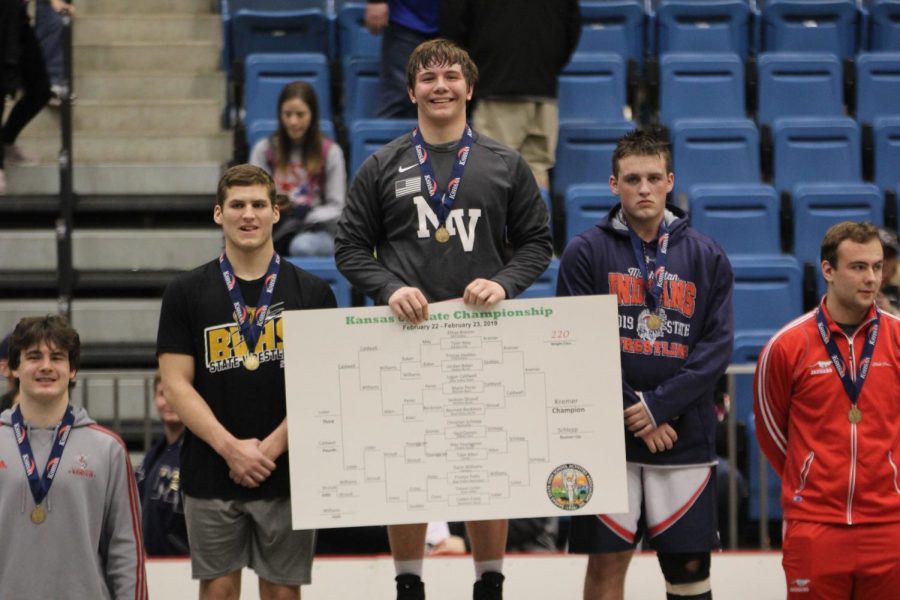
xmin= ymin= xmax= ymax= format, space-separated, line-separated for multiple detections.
xmin=410 ymin=124 xmax=474 ymax=225
xmin=815 ymin=305 xmax=880 ymax=405
xmin=218 ymin=251 xmax=281 ymax=359
xmin=626 ymin=219 xmax=670 ymax=312
xmin=11 ymin=404 xmax=76 ymax=505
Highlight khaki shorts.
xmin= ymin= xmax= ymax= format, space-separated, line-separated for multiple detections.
xmin=474 ymin=99 xmax=559 ymax=184
xmin=184 ymin=495 xmax=315 ymax=586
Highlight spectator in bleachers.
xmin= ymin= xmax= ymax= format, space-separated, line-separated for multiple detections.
xmin=0 ymin=0 xmax=52 ymax=194
xmin=443 ymin=0 xmax=581 ymax=196
xmin=365 ymin=0 xmax=439 ymax=119
xmin=136 ymin=371 xmax=189 ymax=556
xmin=755 ymin=221 xmax=900 ymax=599
xmin=0 ymin=315 xmax=147 ymax=598
xmin=249 ymin=81 xmax=347 ymax=257
xmin=158 ymin=164 xmax=337 ymax=599
xmin=34 ymin=0 xmax=76 ymax=106
xmin=877 ymin=227 xmax=899 ymax=316
xmin=557 ymin=129 xmax=734 ymax=600
xmin=335 ymin=38 xmax=553 ymax=600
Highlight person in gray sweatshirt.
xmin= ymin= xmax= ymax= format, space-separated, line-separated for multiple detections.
xmin=0 ymin=315 xmax=147 ymax=600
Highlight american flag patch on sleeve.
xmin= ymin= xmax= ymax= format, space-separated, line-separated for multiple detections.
xmin=395 ymin=177 xmax=422 ymax=198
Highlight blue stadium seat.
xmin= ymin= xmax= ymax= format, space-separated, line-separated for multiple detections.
xmin=772 ymin=116 xmax=861 ymax=194
xmin=244 ymin=53 xmax=332 ymax=144
xmin=863 ymin=0 xmax=900 ymax=50
xmin=748 ymin=414 xmax=783 ymax=520
xmin=856 ymin=53 xmax=900 ymax=126
xmin=558 ymin=53 xmax=628 ymax=124
xmin=670 ymin=118 xmax=761 ymax=198
xmin=336 ymin=2 xmax=381 ymax=61
xmin=576 ymin=0 xmax=647 ymax=65
xmin=731 ymin=331 xmax=773 ymax=424
xmin=874 ymin=117 xmax=900 ymax=193
xmin=564 ymin=184 xmax=619 ymax=242
xmin=654 ymin=0 xmax=754 ymax=58
xmin=731 ymin=254 xmax=804 ymax=336
xmin=792 ymin=182 xmax=884 ymax=295
xmin=756 ymin=53 xmax=845 ymax=128
xmin=343 ymin=57 xmax=380 ymax=124
xmin=229 ymin=1 xmax=330 ymax=68
xmin=517 ymin=258 xmax=560 ymax=299
xmin=552 ymin=121 xmax=635 ymax=198
xmin=246 ymin=119 xmax=335 ymax=149
xmin=285 ymin=257 xmax=354 ymax=308
xmin=688 ymin=183 xmax=780 ymax=255
xmin=762 ymin=0 xmax=858 ymax=58
xmin=658 ymin=53 xmax=745 ymax=127
xmin=348 ymin=119 xmax=417 ymax=179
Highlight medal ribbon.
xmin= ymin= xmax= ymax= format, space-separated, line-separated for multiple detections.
xmin=218 ymin=251 xmax=281 ymax=357
xmin=11 ymin=405 xmax=76 ymax=505
xmin=815 ymin=306 xmax=880 ymax=405
xmin=410 ymin=124 xmax=474 ymax=224
xmin=626 ymin=219 xmax=670 ymax=312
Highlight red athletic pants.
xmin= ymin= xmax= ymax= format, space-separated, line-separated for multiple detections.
xmin=782 ymin=520 xmax=900 ymax=599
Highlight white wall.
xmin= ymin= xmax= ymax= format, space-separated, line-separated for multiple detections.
xmin=147 ymin=551 xmax=786 ymax=599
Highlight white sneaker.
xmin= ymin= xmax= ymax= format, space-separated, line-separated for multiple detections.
xmin=4 ymin=144 xmax=39 ymax=167
xmin=0 ymin=169 xmax=6 ymax=195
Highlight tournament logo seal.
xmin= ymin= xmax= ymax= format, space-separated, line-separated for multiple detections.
xmin=547 ymin=463 xmax=593 ymax=511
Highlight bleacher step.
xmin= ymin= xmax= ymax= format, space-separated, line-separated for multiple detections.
xmin=16 ymin=132 xmax=230 ymax=164
xmin=81 ymin=0 xmax=214 ymax=15
xmin=25 ymin=99 xmax=224 ymax=135
xmin=75 ymin=14 xmax=221 ymax=44
xmin=4 ymin=164 xmax=224 ymax=195
xmin=75 ymin=42 xmax=220 ymax=73
xmin=74 ymin=72 xmax=224 ymax=101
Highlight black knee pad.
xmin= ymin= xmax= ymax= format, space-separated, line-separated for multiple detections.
xmin=657 ymin=552 xmax=711 ymax=585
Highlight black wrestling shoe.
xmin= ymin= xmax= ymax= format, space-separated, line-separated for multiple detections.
xmin=473 ymin=571 xmax=504 ymax=600
xmin=396 ymin=574 xmax=425 ymax=600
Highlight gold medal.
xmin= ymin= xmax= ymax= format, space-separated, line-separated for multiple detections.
xmin=244 ymin=354 xmax=260 ymax=371
xmin=435 ymin=226 xmax=450 ymax=243
xmin=31 ymin=505 xmax=46 ymax=525
xmin=647 ymin=314 xmax=662 ymax=331
xmin=848 ymin=406 xmax=862 ymax=424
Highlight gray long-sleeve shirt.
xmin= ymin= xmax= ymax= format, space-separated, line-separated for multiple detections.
xmin=335 ymin=130 xmax=553 ymax=304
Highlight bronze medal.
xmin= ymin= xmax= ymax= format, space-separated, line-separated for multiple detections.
xmin=435 ymin=226 xmax=450 ymax=243
xmin=244 ymin=354 xmax=260 ymax=371
xmin=848 ymin=406 xmax=862 ymax=424
xmin=31 ymin=505 xmax=46 ymax=525
xmin=647 ymin=314 xmax=662 ymax=331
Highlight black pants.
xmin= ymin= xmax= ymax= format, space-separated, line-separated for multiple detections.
xmin=1 ymin=19 xmax=51 ymax=168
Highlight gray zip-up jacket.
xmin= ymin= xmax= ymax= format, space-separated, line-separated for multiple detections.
xmin=0 ymin=405 xmax=147 ymax=599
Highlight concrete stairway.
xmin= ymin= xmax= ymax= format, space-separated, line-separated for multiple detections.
xmin=6 ymin=0 xmax=229 ymax=194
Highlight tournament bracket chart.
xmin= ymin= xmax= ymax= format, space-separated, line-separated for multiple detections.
xmin=283 ymin=296 xmax=626 ymax=529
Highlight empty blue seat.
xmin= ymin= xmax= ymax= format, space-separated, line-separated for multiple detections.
xmin=552 ymin=121 xmax=635 ymax=198
xmin=230 ymin=2 xmax=330 ymax=67
xmin=564 ymin=184 xmax=619 ymax=242
xmin=762 ymin=0 xmax=858 ymax=58
xmin=792 ymin=182 xmax=884 ymax=295
xmin=658 ymin=53 xmax=745 ymax=127
xmin=654 ymin=0 xmax=754 ymax=58
xmin=576 ymin=0 xmax=646 ymax=64
xmin=517 ymin=259 xmax=560 ymax=299
xmin=731 ymin=331 xmax=774 ymax=424
xmin=247 ymin=118 xmax=335 ymax=149
xmin=731 ymin=254 xmax=804 ymax=335
xmin=688 ymin=183 xmax=780 ymax=255
xmin=874 ymin=117 xmax=900 ymax=193
xmin=244 ymin=52 xmax=332 ymax=139
xmin=558 ymin=53 xmax=628 ymax=124
xmin=343 ymin=57 xmax=381 ymax=124
xmin=772 ymin=116 xmax=861 ymax=194
xmin=286 ymin=256 xmax=354 ymax=308
xmin=757 ymin=53 xmax=845 ymax=128
xmin=348 ymin=119 xmax=417 ymax=178
xmin=856 ymin=53 xmax=900 ymax=126
xmin=336 ymin=2 xmax=381 ymax=61
xmin=864 ymin=0 xmax=900 ymax=50
xmin=671 ymin=118 xmax=760 ymax=198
